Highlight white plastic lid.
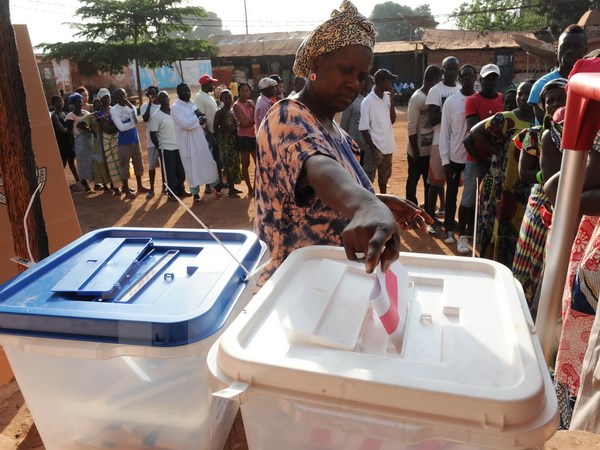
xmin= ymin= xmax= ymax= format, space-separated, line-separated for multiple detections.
xmin=216 ymin=247 xmax=558 ymax=436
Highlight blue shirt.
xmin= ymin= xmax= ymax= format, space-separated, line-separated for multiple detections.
xmin=528 ymin=69 xmax=560 ymax=106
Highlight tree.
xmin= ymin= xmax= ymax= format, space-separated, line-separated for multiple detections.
xmin=451 ymin=0 xmax=547 ymax=32
xmin=540 ymin=0 xmax=600 ymax=34
xmin=370 ymin=2 xmax=435 ymax=42
xmin=173 ymin=11 xmax=232 ymax=40
xmin=0 ymin=0 xmax=49 ymax=267
xmin=41 ymin=0 xmax=218 ymax=104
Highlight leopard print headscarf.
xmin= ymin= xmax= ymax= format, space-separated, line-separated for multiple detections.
xmin=293 ymin=1 xmax=376 ymax=78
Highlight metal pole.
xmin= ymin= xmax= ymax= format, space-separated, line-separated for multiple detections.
xmin=536 ymin=149 xmax=587 ymax=366
xmin=244 ymin=0 xmax=249 ymax=34
xmin=535 ymin=71 xmax=600 ymax=366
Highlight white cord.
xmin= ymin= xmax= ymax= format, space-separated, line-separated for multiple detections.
xmin=472 ymin=177 xmax=479 ymax=258
xmin=23 ymin=182 xmax=42 ymax=265
xmin=158 ymin=149 xmax=269 ymax=281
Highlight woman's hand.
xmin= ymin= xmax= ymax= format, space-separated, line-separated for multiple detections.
xmin=342 ymin=198 xmax=400 ymax=273
xmin=376 ymin=194 xmax=433 ymax=231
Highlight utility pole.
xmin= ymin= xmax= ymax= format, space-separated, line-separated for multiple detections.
xmin=0 ymin=0 xmax=49 ymax=268
xmin=244 ymin=0 xmax=249 ymax=34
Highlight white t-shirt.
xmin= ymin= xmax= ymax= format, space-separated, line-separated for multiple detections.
xmin=406 ymin=89 xmax=433 ymax=157
xmin=148 ymin=110 xmax=178 ymax=151
xmin=425 ymin=81 xmax=461 ymax=145
xmin=140 ymin=102 xmax=160 ymax=148
xmin=193 ymin=90 xmax=218 ymax=133
xmin=438 ymin=91 xmax=472 ymax=165
xmin=358 ymin=89 xmax=396 ymax=155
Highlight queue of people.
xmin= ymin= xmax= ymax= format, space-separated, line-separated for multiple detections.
xmin=405 ymin=22 xmax=599 ymax=432
xmin=49 ymin=71 xmax=298 ymax=204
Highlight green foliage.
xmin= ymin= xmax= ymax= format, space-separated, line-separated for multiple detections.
xmin=451 ymin=0 xmax=546 ymax=31
xmin=40 ymin=0 xmax=217 ymax=74
xmin=370 ymin=2 xmax=435 ymax=41
xmin=539 ymin=0 xmax=600 ymax=33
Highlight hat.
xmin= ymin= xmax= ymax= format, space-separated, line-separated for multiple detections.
xmin=258 ymin=77 xmax=278 ymax=90
xmin=538 ymin=77 xmax=568 ymax=110
xmin=97 ymin=88 xmax=111 ymax=100
xmin=68 ymin=92 xmax=83 ymax=102
xmin=199 ymin=74 xmax=218 ymax=85
xmin=270 ymin=74 xmax=283 ymax=84
xmin=480 ymin=64 xmax=500 ymax=78
xmin=374 ymin=68 xmax=398 ymax=84
xmin=293 ymin=1 xmax=376 ymax=78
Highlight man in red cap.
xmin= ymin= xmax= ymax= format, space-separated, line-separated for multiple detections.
xmin=194 ymin=74 xmax=224 ymax=191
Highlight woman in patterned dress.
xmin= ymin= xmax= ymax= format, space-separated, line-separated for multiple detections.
xmin=96 ymin=89 xmax=122 ymax=195
xmin=544 ymin=124 xmax=600 ymax=428
xmin=214 ymin=89 xmax=243 ymax=197
xmin=81 ymin=98 xmax=112 ymax=191
xmin=470 ymin=81 xmax=536 ymax=266
xmin=512 ymin=79 xmax=567 ymax=309
xmin=254 ymin=0 xmax=431 ymax=285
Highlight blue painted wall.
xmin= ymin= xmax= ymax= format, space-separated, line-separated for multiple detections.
xmin=133 ymin=60 xmax=213 ymax=89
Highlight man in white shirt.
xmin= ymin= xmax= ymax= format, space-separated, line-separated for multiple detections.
xmin=438 ymin=65 xmax=476 ymax=253
xmin=148 ymin=91 xmax=187 ymax=201
xmin=359 ymin=68 xmax=397 ymax=194
xmin=424 ymin=56 xmax=461 ymax=233
xmin=340 ymin=75 xmax=374 ymax=166
xmin=111 ymin=88 xmax=149 ymax=198
xmin=194 ymin=74 xmax=223 ymax=192
xmin=140 ymin=85 xmax=162 ymax=199
xmin=172 ymin=83 xmax=222 ymax=205
xmin=406 ymin=65 xmax=442 ymax=211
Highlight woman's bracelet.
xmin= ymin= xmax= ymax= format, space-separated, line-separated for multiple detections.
xmin=536 ymin=170 xmax=544 ymax=184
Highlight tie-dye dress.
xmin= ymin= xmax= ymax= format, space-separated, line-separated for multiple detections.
xmin=255 ymin=98 xmax=374 ymax=284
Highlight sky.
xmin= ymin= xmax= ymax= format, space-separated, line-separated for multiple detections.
xmin=10 ymin=0 xmax=465 ymax=48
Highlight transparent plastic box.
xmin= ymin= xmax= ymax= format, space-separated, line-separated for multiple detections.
xmin=0 ymin=227 xmax=266 ymax=450
xmin=209 ymin=246 xmax=558 ymax=450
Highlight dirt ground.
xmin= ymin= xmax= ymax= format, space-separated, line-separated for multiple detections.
xmin=1 ymin=105 xmax=599 ymax=449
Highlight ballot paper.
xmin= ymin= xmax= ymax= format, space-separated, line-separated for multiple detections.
xmin=369 ymin=261 xmax=409 ymax=352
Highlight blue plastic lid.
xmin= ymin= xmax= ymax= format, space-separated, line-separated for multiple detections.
xmin=0 ymin=228 xmax=266 ymax=347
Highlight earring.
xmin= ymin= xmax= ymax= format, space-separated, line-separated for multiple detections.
xmin=309 ymin=73 xmax=317 ymax=81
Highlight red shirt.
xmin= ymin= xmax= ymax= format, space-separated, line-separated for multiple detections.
xmin=465 ymin=92 xmax=504 ymax=161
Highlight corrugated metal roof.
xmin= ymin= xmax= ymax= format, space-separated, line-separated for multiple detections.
xmin=510 ymin=34 xmax=556 ymax=59
xmin=578 ymin=9 xmax=600 ymax=26
xmin=210 ymin=29 xmax=545 ymax=58
xmin=210 ymin=32 xmax=419 ymax=57
xmin=374 ymin=41 xmax=420 ymax=54
xmin=209 ymin=32 xmax=309 ymax=58
xmin=422 ymin=29 xmax=539 ymax=50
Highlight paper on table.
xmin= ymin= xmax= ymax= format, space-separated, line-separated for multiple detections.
xmin=368 ymin=261 xmax=409 ymax=352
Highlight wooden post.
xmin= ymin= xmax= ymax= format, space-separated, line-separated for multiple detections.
xmin=0 ymin=0 xmax=49 ymax=267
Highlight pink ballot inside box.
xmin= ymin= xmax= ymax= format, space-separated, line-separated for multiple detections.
xmin=369 ymin=262 xmax=409 ymax=352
